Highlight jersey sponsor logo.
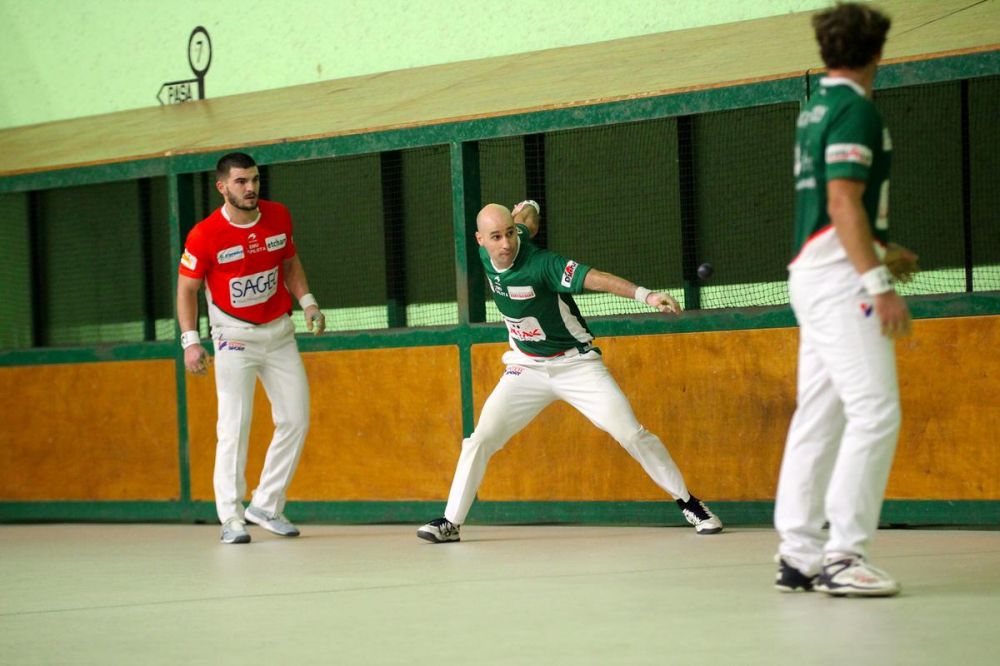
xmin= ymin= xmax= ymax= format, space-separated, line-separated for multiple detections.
xmin=826 ymin=143 xmax=872 ymax=167
xmin=180 ymin=249 xmax=197 ymax=270
xmin=883 ymin=128 xmax=893 ymax=151
xmin=229 ymin=267 xmax=279 ymax=308
xmin=245 ymin=232 xmax=264 ymax=255
xmin=490 ymin=275 xmax=508 ymax=298
xmin=796 ymin=105 xmax=827 ymax=127
xmin=265 ymin=233 xmax=287 ymax=252
xmin=217 ymin=245 xmax=245 ymax=264
xmin=217 ymin=340 xmax=246 ymax=351
xmin=508 ymin=286 xmax=536 ymax=300
xmin=502 ymin=315 xmax=546 ymax=342
xmin=560 ymin=261 xmax=579 ymax=288
xmin=504 ymin=365 xmax=525 ymax=376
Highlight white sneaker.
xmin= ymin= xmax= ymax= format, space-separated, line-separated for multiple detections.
xmin=220 ymin=518 xmax=251 ymax=544
xmin=416 ymin=517 xmax=460 ymax=543
xmin=815 ymin=556 xmax=900 ymax=597
xmin=245 ymin=505 xmax=300 ymax=537
xmin=676 ymin=496 xmax=723 ymax=534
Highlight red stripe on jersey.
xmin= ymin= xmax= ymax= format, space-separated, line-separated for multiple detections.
xmin=789 ymin=224 xmax=834 ymax=266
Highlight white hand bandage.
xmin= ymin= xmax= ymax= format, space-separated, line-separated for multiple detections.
xmin=299 ymin=293 xmax=318 ymax=310
xmin=513 ymin=200 xmax=541 ymax=216
xmin=861 ymin=266 xmax=893 ymax=296
xmin=181 ymin=330 xmax=201 ymax=349
xmin=634 ymin=287 xmax=652 ymax=305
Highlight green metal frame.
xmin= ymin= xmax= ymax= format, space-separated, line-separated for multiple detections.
xmin=2 ymin=50 xmax=998 ymax=525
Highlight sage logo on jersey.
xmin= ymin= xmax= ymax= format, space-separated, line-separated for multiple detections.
xmin=230 ymin=267 xmax=279 ymax=308
xmin=826 ymin=143 xmax=872 ymax=167
xmin=217 ymin=245 xmax=245 ymax=264
xmin=561 ymin=261 xmax=579 ymax=288
xmin=503 ymin=315 xmax=546 ymax=342
xmin=265 ymin=233 xmax=287 ymax=252
xmin=180 ymin=249 xmax=197 ymax=270
xmin=508 ymin=286 xmax=535 ymax=300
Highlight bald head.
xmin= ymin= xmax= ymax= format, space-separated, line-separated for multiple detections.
xmin=476 ymin=203 xmax=512 ymax=232
xmin=475 ymin=203 xmax=519 ymax=269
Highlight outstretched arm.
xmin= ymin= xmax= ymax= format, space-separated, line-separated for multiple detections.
xmin=583 ymin=269 xmax=681 ymax=314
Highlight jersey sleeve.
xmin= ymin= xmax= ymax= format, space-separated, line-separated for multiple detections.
xmin=539 ymin=251 xmax=591 ymax=294
xmin=179 ymin=224 xmax=210 ymax=279
xmin=280 ymin=204 xmax=298 ymax=260
xmin=825 ymin=100 xmax=881 ymax=181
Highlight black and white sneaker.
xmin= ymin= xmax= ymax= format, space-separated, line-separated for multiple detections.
xmin=676 ymin=495 xmax=723 ymax=534
xmin=417 ymin=517 xmax=461 ymax=543
xmin=815 ymin=556 xmax=900 ymax=597
xmin=774 ymin=556 xmax=816 ymax=592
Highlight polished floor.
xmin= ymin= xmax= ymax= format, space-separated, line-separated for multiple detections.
xmin=1 ymin=524 xmax=997 ymax=665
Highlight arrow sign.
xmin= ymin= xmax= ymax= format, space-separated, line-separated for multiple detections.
xmin=157 ymin=78 xmax=200 ymax=105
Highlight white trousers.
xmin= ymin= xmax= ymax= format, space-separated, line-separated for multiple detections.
xmin=775 ymin=265 xmax=901 ymax=575
xmin=444 ymin=352 xmax=690 ymax=525
xmin=211 ymin=315 xmax=309 ymax=523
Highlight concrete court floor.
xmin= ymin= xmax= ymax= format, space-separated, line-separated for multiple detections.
xmin=0 ymin=524 xmax=997 ymax=666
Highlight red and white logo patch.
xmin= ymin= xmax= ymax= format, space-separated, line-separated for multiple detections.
xmin=561 ymin=261 xmax=579 ymax=288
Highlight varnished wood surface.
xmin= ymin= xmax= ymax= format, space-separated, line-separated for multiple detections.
xmin=1 ymin=0 xmax=996 ymax=176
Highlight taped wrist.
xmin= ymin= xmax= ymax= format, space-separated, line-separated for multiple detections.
xmin=634 ymin=287 xmax=652 ymax=305
xmin=299 ymin=293 xmax=319 ymax=310
xmin=180 ymin=330 xmax=200 ymax=349
xmin=861 ymin=266 xmax=893 ymax=296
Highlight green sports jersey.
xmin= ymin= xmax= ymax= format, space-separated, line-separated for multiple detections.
xmin=481 ymin=224 xmax=595 ymax=357
xmin=791 ymin=77 xmax=892 ymax=268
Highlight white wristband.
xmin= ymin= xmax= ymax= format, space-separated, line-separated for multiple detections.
xmin=180 ymin=330 xmax=200 ymax=349
xmin=515 ymin=199 xmax=541 ymax=215
xmin=634 ymin=287 xmax=652 ymax=305
xmin=861 ymin=265 xmax=894 ymax=296
xmin=299 ymin=293 xmax=318 ymax=310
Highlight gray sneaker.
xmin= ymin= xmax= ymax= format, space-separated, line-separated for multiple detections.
xmin=245 ymin=504 xmax=300 ymax=537
xmin=220 ymin=518 xmax=251 ymax=544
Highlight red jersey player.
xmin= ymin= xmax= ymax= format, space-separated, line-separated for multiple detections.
xmin=177 ymin=152 xmax=325 ymax=544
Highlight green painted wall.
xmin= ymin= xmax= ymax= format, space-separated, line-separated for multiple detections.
xmin=0 ymin=0 xmax=834 ymax=129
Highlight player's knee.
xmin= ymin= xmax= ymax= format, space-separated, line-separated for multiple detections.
xmin=615 ymin=425 xmax=651 ymax=452
xmin=465 ymin=428 xmax=507 ymax=457
xmin=848 ymin=396 xmax=901 ymax=437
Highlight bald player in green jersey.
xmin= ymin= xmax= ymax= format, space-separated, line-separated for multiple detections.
xmin=774 ymin=2 xmax=918 ymax=598
xmin=417 ymin=201 xmax=722 ymax=543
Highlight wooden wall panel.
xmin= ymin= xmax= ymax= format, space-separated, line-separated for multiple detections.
xmin=473 ymin=316 xmax=999 ymax=502
xmin=0 ymin=360 xmax=179 ymax=500
xmin=186 ymin=346 xmax=462 ymax=503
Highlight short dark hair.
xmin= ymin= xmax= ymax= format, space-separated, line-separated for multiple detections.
xmin=813 ymin=2 xmax=891 ymax=70
xmin=216 ymin=152 xmax=257 ymax=181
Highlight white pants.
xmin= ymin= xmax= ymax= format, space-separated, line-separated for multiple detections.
xmin=444 ymin=351 xmax=690 ymax=525
xmin=211 ymin=315 xmax=309 ymax=523
xmin=775 ymin=265 xmax=901 ymax=575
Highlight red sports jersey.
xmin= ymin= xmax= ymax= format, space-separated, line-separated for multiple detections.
xmin=179 ymin=200 xmax=298 ymax=324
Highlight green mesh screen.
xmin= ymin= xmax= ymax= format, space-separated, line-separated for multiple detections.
xmin=0 ymin=192 xmax=32 ymax=348
xmin=969 ymin=75 xmax=1000 ymax=290
xmin=7 ymin=178 xmax=172 ymax=347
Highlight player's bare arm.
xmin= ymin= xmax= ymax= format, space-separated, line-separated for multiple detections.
xmin=512 ymin=200 xmax=540 ymax=238
xmin=583 ymin=269 xmax=681 ymax=314
xmin=177 ymin=275 xmax=209 ymax=375
xmin=283 ymin=255 xmax=326 ymax=335
xmin=827 ymin=178 xmax=911 ymax=339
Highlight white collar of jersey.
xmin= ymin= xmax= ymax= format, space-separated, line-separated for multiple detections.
xmin=490 ymin=234 xmax=521 ymax=273
xmin=820 ymin=76 xmax=866 ymax=98
xmin=220 ymin=204 xmax=261 ymax=228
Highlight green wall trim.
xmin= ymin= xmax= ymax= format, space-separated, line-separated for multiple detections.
xmin=2 ymin=292 xmax=997 ymax=367
xmin=1 ymin=500 xmax=997 ymax=526
xmin=0 ymin=157 xmax=167 ymax=195
xmin=0 ymin=341 xmax=174 ymax=367
xmin=877 ymin=50 xmax=1000 ymax=90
